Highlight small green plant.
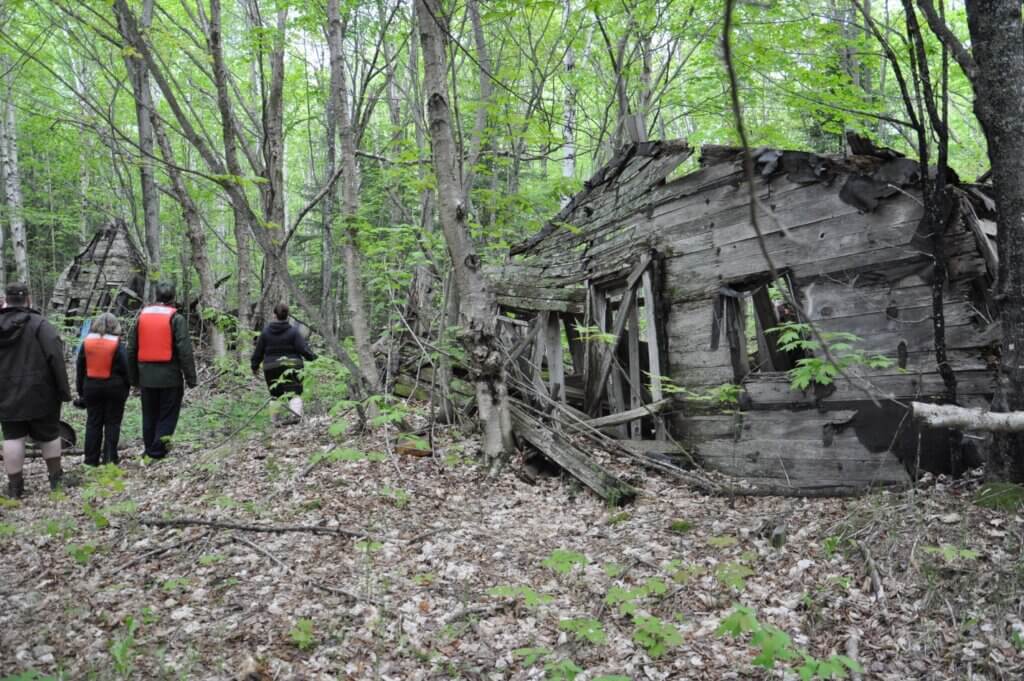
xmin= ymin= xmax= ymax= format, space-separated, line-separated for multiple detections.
xmin=632 ymin=615 xmax=683 ymax=658
xmin=605 ymin=578 xmax=667 ymax=616
xmin=768 ymin=323 xmax=895 ymax=391
xmin=542 ymin=548 xmax=589 ymax=575
xmin=669 ymin=519 xmax=693 ymax=534
xmin=573 ymin=323 xmax=618 ymax=345
xmin=1 ymin=671 xmax=60 ymax=681
xmin=607 ymin=511 xmax=630 ymax=525
xmin=0 ymin=497 xmax=20 ymax=509
xmin=489 ymin=584 xmax=554 ymax=608
xmin=707 ymin=535 xmax=738 ymax=548
xmin=717 ymin=606 xmax=863 ymax=678
xmin=715 ymin=562 xmax=755 ymax=591
xmin=67 ymin=542 xmax=97 ymax=565
xmin=109 ymin=615 xmax=139 ymax=676
xmin=378 ymin=486 xmax=410 ymax=508
xmin=974 ymin=482 xmax=1024 ymax=511
xmin=0 ymin=522 xmax=16 ymax=538
xmin=822 ymin=536 xmax=842 ymax=557
xmin=544 ymin=658 xmax=583 ymax=680
xmin=559 ymin=617 xmax=607 ymax=645
xmin=923 ymin=544 xmax=979 ymax=564
xmin=512 ymin=647 xmax=551 ymax=665
xmin=289 ymin=618 xmax=317 ymax=651
xmin=161 ymin=577 xmax=191 ymax=592
xmin=198 ymin=553 xmax=225 ymax=566
xmin=602 ymin=562 xmax=624 ymax=577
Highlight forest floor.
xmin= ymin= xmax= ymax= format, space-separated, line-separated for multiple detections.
xmin=2 ymin=384 xmax=1024 ymax=680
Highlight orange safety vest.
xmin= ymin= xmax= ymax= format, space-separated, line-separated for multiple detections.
xmin=137 ymin=305 xmax=177 ymax=363
xmin=84 ymin=333 xmax=120 ymax=379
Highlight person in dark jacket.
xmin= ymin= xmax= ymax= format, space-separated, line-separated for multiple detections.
xmin=0 ymin=282 xmax=71 ymax=498
xmin=76 ymin=313 xmax=130 ymax=466
xmin=127 ymin=282 xmax=197 ymax=460
xmin=251 ymin=303 xmax=316 ymax=425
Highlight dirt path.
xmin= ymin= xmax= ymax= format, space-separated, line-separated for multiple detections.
xmin=2 ymin=415 xmax=1023 ymax=680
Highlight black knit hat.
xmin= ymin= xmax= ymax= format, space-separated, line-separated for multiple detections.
xmin=4 ymin=282 xmax=29 ymax=300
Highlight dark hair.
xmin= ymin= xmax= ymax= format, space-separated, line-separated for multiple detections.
xmin=273 ymin=303 xmax=290 ymax=321
xmin=155 ymin=282 xmax=176 ymax=304
xmin=4 ymin=282 xmax=29 ymax=306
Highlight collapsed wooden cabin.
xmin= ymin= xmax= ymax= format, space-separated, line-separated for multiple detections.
xmin=50 ymin=220 xmax=147 ymax=321
xmin=486 ymin=139 xmax=999 ymax=495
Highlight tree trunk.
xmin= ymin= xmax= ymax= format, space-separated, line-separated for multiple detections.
xmin=327 ymin=0 xmax=381 ymax=392
xmin=561 ymin=0 xmax=576 ymax=198
xmin=963 ymin=0 xmax=1024 ymax=481
xmin=1 ymin=57 xmax=29 ymax=284
xmin=115 ymin=0 xmax=160 ymax=299
xmin=463 ymin=0 xmax=493 ymax=206
xmin=258 ymin=8 xmax=290 ymax=319
xmin=232 ymin=203 xmax=253 ymax=357
xmin=415 ymin=0 xmax=514 ymax=466
xmin=151 ymin=108 xmax=226 ymax=358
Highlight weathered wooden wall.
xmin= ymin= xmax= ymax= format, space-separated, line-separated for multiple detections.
xmin=492 ymin=141 xmax=998 ymax=493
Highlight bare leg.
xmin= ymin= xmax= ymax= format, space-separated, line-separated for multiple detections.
xmin=2 ymin=437 xmax=26 ymax=476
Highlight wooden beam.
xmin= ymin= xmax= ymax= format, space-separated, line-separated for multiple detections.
xmin=584 ymin=398 xmax=673 ymax=429
xmin=545 ymin=312 xmax=566 ymax=402
xmin=627 ymin=302 xmax=642 ymax=439
xmin=911 ymin=402 xmax=1024 ymax=432
xmin=641 ymin=269 xmax=667 ymax=439
xmin=511 ymin=406 xmax=637 ymax=505
xmin=586 ymin=285 xmax=637 ymax=414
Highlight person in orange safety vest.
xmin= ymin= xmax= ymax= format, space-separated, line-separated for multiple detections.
xmin=75 ymin=312 xmax=130 ymax=466
xmin=127 ymin=282 xmax=196 ymax=460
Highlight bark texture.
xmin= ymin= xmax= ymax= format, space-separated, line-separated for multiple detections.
xmin=415 ymin=0 xmax=513 ymax=464
xmin=1 ymin=58 xmax=29 ymax=284
xmin=963 ymin=0 xmax=1024 ymax=481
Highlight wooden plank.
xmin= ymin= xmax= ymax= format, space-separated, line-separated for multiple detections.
xmin=585 ymin=288 xmax=609 ymax=412
xmin=545 ymin=312 xmax=566 ymax=402
xmin=564 ymin=315 xmax=586 ymax=376
xmin=627 ymin=302 xmax=642 ymax=438
xmin=642 ymin=270 xmax=667 ymax=439
xmin=511 ymin=406 xmax=637 ymax=505
xmin=531 ymin=311 xmax=550 ymax=396
xmin=585 ymin=398 xmax=673 ymax=429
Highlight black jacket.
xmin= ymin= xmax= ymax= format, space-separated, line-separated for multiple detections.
xmin=0 ymin=306 xmax=72 ymax=420
xmin=251 ymin=320 xmax=316 ymax=373
xmin=76 ymin=339 xmax=130 ymax=395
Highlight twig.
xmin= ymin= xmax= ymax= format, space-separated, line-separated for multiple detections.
xmin=231 ymin=533 xmax=379 ymax=605
xmin=138 ymin=516 xmax=366 ymax=538
xmin=109 ymin=531 xmax=208 ymax=574
xmin=854 ymin=539 xmax=886 ymax=601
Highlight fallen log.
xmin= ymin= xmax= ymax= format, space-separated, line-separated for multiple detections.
xmin=511 ymin=405 xmax=637 ymax=505
xmin=911 ymin=401 xmax=1024 ymax=432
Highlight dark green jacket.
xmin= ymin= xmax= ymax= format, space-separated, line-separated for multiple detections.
xmin=127 ymin=311 xmax=197 ymax=389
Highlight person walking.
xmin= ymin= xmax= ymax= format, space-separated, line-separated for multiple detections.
xmin=0 ymin=282 xmax=72 ymax=498
xmin=251 ymin=303 xmax=316 ymax=425
xmin=75 ymin=312 xmax=130 ymax=466
xmin=127 ymin=282 xmax=196 ymax=460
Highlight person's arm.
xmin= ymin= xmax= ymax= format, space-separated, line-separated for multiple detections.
xmin=76 ymin=346 xmax=86 ymax=396
xmin=126 ymin=321 xmax=140 ymax=386
xmin=251 ymin=330 xmax=266 ymax=373
xmin=39 ymin=320 xmax=72 ymax=402
xmin=114 ymin=342 xmax=129 ymax=379
xmin=173 ymin=314 xmax=198 ymax=388
xmin=295 ymin=331 xmax=317 ymax=362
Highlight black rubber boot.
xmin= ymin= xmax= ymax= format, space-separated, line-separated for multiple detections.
xmin=6 ymin=473 xmax=24 ymax=499
xmin=44 ymin=457 xmax=64 ymax=492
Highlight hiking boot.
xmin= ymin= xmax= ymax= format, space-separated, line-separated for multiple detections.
xmin=5 ymin=473 xmax=24 ymax=500
xmin=44 ymin=457 xmax=64 ymax=492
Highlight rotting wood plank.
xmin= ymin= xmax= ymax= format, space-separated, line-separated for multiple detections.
xmin=545 ymin=312 xmax=566 ymax=402
xmin=511 ymin=406 xmax=637 ymax=505
xmin=642 ymin=270 xmax=668 ymax=439
xmin=584 ymin=398 xmax=673 ymax=429
xmin=627 ymin=302 xmax=642 ymax=438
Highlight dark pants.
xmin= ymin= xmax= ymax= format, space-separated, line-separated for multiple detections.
xmin=84 ymin=381 xmax=129 ymax=466
xmin=141 ymin=386 xmax=184 ymax=458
